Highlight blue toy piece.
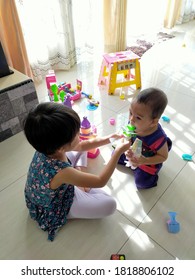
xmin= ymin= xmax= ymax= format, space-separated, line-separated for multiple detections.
xmin=167 ymin=211 xmax=180 ymax=233
xmin=182 ymin=154 xmax=193 ymax=161
xmin=162 ymin=115 xmax=170 ymax=123
xmin=87 ymin=104 xmax=98 ymax=111
xmin=82 ymin=92 xmax=92 ymax=99
xmin=86 ymin=98 xmax=99 ymax=111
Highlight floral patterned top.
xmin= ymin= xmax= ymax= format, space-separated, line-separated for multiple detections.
xmin=25 ymin=151 xmax=74 ymax=241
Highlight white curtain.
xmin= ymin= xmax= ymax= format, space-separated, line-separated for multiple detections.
xmin=16 ymin=0 xmax=77 ymax=81
xmin=72 ymin=0 xmax=103 ymax=62
xmin=126 ymin=0 xmax=167 ymax=43
xmin=177 ymin=0 xmax=195 ymax=23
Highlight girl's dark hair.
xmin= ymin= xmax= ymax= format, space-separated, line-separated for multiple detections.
xmin=23 ymin=102 xmax=81 ymax=155
xmin=134 ymin=87 xmax=168 ymax=119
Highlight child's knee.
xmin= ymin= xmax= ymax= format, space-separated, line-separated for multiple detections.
xmin=135 ymin=173 xmax=158 ymax=189
xmin=104 ymin=198 xmax=117 ymax=216
xmin=133 ymin=167 xmax=159 ymax=189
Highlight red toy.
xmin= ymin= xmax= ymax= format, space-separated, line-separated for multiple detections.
xmin=110 ymin=254 xmax=126 ymax=260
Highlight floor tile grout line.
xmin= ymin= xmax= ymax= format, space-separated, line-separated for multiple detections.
xmin=0 ymin=173 xmax=27 ymax=193
xmin=138 ymin=162 xmax=190 ymax=220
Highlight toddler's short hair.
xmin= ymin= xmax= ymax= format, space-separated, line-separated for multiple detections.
xmin=133 ymin=87 xmax=168 ymax=119
xmin=23 ymin=102 xmax=80 ymax=155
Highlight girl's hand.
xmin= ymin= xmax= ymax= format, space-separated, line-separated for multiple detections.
xmin=109 ymin=133 xmax=124 ymax=141
xmin=115 ymin=138 xmax=131 ymax=154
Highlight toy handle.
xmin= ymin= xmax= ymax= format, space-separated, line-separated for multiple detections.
xmin=168 ymin=211 xmax=177 ymax=223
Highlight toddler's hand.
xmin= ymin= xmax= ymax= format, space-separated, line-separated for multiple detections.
xmin=125 ymin=148 xmax=133 ymax=159
xmin=125 ymin=149 xmax=140 ymax=168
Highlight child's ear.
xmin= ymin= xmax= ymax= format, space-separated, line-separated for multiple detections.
xmin=151 ymin=118 xmax=159 ymax=126
xmin=58 ymin=145 xmax=67 ymax=152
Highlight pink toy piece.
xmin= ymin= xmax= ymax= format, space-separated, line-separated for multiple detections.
xmin=70 ymin=90 xmax=81 ymax=101
xmin=46 ymin=70 xmax=56 ymax=90
xmin=91 ymin=124 xmax=97 ymax=134
xmin=109 ymin=118 xmax=115 ymax=125
xmin=88 ymin=148 xmax=100 ymax=158
xmin=48 ymin=79 xmax=82 ymax=102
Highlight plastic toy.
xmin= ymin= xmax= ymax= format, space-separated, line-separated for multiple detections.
xmin=109 ymin=118 xmax=116 ymax=125
xmin=59 ymin=79 xmax=82 ymax=101
xmin=162 ymin=115 xmax=170 ymax=123
xmin=80 ymin=117 xmax=100 ymax=159
xmin=82 ymin=92 xmax=93 ymax=99
xmin=110 ymin=254 xmax=126 ymax=260
xmin=50 ymin=84 xmax=60 ymax=102
xmin=87 ymin=98 xmax=100 ymax=111
xmin=120 ymin=91 xmax=125 ymax=100
xmin=131 ymin=138 xmax=142 ymax=157
xmin=63 ymin=94 xmax=72 ymax=108
xmin=46 ymin=70 xmax=57 ymax=90
xmin=125 ymin=138 xmax=142 ymax=169
xmin=167 ymin=211 xmax=180 ymax=233
xmin=122 ymin=124 xmax=136 ymax=139
xmin=59 ymin=90 xmax=66 ymax=102
xmin=47 ymin=75 xmax=82 ymax=102
xmin=182 ymin=154 xmax=193 ymax=161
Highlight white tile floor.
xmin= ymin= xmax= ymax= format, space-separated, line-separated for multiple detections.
xmin=0 ymin=21 xmax=195 ymax=260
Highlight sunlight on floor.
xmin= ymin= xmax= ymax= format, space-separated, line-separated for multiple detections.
xmin=131 ymin=229 xmax=155 ymax=251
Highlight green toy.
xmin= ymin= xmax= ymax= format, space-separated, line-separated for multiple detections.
xmin=122 ymin=124 xmax=136 ymax=139
xmin=50 ymin=84 xmax=59 ymax=102
xmin=59 ymin=90 xmax=66 ymax=102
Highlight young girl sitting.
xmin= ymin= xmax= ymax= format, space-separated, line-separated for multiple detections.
xmin=23 ymin=102 xmax=130 ymax=241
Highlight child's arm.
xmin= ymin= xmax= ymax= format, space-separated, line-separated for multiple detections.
xmin=73 ymin=133 xmax=123 ymax=152
xmin=126 ymin=142 xmax=169 ymax=167
xmin=50 ymin=139 xmax=131 ymax=189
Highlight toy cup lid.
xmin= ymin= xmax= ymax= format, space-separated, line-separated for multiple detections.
xmin=81 ymin=116 xmax=91 ymax=129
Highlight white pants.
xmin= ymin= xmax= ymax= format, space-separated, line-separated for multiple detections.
xmin=66 ymin=151 xmax=117 ymax=219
